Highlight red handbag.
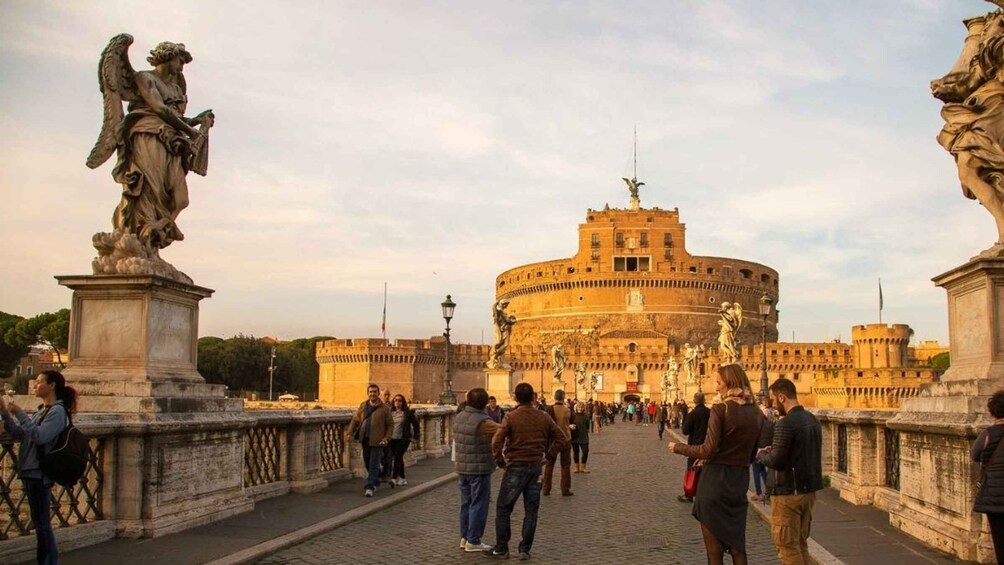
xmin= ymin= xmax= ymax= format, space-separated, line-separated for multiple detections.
xmin=683 ymin=461 xmax=703 ymax=497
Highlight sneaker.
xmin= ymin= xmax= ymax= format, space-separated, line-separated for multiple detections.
xmin=364 ymin=488 xmax=374 ymax=497
xmin=460 ymin=538 xmax=467 ymax=550
xmin=483 ymin=545 xmax=509 ymax=559
xmin=677 ymin=495 xmax=693 ymax=503
xmin=399 ymin=478 xmax=407 ymax=485
xmin=388 ymin=478 xmax=396 ymax=488
xmin=519 ymin=551 xmax=532 ymax=560
xmin=465 ymin=541 xmax=493 ymax=552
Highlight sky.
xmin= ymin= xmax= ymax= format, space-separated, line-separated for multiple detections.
xmin=0 ymin=0 xmax=993 ymax=346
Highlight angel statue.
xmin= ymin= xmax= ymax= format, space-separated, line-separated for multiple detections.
xmin=574 ymin=362 xmax=587 ymax=395
xmin=551 ymin=344 xmax=566 ymax=388
xmin=931 ymin=4 xmax=1004 ymax=256
xmin=86 ymin=34 xmax=215 ymax=284
xmin=486 ymin=299 xmax=516 ymax=369
xmin=622 ymin=176 xmax=644 ymax=200
xmin=663 ymin=357 xmax=679 ymax=392
xmin=682 ymin=343 xmax=697 ymax=384
xmin=717 ymin=302 xmax=743 ymax=365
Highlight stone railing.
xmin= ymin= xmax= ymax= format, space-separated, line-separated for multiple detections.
xmin=813 ymin=409 xmax=903 ymax=511
xmin=0 ymin=405 xmax=454 ymax=562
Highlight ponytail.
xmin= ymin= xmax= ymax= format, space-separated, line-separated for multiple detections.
xmin=41 ymin=370 xmax=78 ymax=414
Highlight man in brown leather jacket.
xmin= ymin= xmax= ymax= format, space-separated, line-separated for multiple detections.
xmin=483 ymin=383 xmax=567 ymax=561
xmin=542 ymin=389 xmax=574 ymax=496
xmin=345 ymin=384 xmax=393 ymax=497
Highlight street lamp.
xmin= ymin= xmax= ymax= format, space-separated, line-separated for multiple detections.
xmin=696 ymin=345 xmax=706 ymax=393
xmin=759 ymin=294 xmax=773 ymax=404
xmin=268 ymin=346 xmax=276 ymax=401
xmin=439 ymin=295 xmax=457 ymax=405
xmin=539 ymin=349 xmax=546 ymax=397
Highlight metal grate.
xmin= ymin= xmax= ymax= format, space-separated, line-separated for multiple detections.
xmin=439 ymin=417 xmax=448 ymax=446
xmin=884 ymin=427 xmax=900 ymax=490
xmin=244 ymin=425 xmax=281 ymax=487
xmin=0 ymin=434 xmax=105 ymax=540
xmin=837 ymin=424 xmax=848 ymax=474
xmin=319 ymin=422 xmax=345 ymax=472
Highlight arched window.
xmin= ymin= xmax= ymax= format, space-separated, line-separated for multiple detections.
xmin=628 ymin=342 xmax=637 ymax=353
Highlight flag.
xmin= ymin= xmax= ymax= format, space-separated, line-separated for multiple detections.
xmin=381 ymin=282 xmax=387 ymax=337
xmin=879 ymin=278 xmax=883 ymax=311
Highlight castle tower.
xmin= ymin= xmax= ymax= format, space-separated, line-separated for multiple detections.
xmin=850 ymin=323 xmax=911 ymax=368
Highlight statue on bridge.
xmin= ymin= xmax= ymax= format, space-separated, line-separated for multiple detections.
xmin=551 ymin=344 xmax=566 ymax=389
xmin=486 ymin=299 xmax=516 ymax=369
xmin=87 ymin=34 xmax=215 ymax=284
xmin=574 ymin=362 xmax=587 ymax=396
xmin=717 ymin=302 xmax=743 ymax=365
xmin=932 ymin=3 xmax=1004 ymax=256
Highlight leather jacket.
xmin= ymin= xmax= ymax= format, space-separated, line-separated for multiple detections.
xmin=757 ymin=405 xmax=823 ymax=495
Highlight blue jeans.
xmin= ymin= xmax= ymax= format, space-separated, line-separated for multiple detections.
xmin=458 ymin=473 xmax=492 ymax=544
xmin=362 ymin=444 xmax=383 ymax=490
xmin=752 ymin=461 xmax=768 ymax=496
xmin=494 ymin=462 xmax=542 ymax=554
xmin=24 ymin=478 xmax=58 ymax=565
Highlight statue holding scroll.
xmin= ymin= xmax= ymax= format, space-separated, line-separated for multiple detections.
xmin=87 ymin=34 xmax=215 ymax=283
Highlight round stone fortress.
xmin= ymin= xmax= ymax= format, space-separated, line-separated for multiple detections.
xmin=495 ymin=197 xmax=780 ymax=351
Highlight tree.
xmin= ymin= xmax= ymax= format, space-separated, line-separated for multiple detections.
xmin=0 ymin=311 xmax=26 ymax=376
xmin=931 ymin=352 xmax=951 ymax=373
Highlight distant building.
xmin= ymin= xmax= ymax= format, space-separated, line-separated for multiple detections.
xmin=9 ymin=346 xmax=66 ymax=383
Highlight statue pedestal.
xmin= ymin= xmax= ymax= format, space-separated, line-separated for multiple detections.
xmin=56 ymin=274 xmax=240 ymax=413
xmin=484 ymin=367 xmax=514 ymax=403
xmin=55 ymin=274 xmax=252 ymax=538
xmin=885 ymin=257 xmax=1004 ymax=563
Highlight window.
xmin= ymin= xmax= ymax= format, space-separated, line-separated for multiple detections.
xmin=761 ymin=273 xmax=770 ymax=283
xmin=628 ymin=343 xmax=637 ymax=353
xmin=739 ymin=269 xmax=752 ymax=279
xmin=689 ymin=266 xmax=697 ymax=273
xmin=664 ymin=248 xmax=673 ymax=260
xmin=613 ymin=256 xmax=650 ymax=272
xmin=615 ymin=233 xmax=624 ymax=248
xmin=591 ymin=249 xmax=600 ymax=261
xmin=664 ymin=233 xmax=673 ymax=246
xmin=706 ymin=267 xmax=715 ymax=275
xmin=793 ymin=372 xmax=800 ymax=381
xmin=591 ymin=233 xmax=600 ymax=248
xmin=26 ymin=366 xmax=33 ymax=375
xmin=640 ymin=233 xmax=649 ymax=248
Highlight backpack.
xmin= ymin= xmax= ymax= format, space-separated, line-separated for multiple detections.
xmin=38 ymin=408 xmax=92 ymax=487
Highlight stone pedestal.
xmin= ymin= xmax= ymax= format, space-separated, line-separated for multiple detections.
xmin=485 ymin=367 xmax=514 ymax=402
xmin=56 ymin=274 xmax=240 ymax=413
xmin=885 ymin=257 xmax=1004 ymax=563
xmin=55 ymin=274 xmax=252 ymax=538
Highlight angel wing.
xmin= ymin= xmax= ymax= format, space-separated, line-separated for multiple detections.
xmin=86 ymin=33 xmax=138 ymax=169
xmin=733 ymin=303 xmax=743 ymax=329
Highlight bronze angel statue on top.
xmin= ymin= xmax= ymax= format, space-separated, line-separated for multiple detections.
xmin=87 ymin=34 xmax=215 ymax=283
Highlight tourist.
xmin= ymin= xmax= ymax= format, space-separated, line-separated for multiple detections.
xmin=669 ymin=365 xmax=765 ymax=565
xmin=657 ymin=401 xmax=668 ymax=440
xmin=542 ymin=389 xmax=574 ymax=496
xmin=345 ymin=384 xmax=393 ymax=497
xmin=670 ymin=400 xmax=681 ymax=429
xmin=972 ymin=389 xmax=1004 ymax=564
xmin=486 ymin=396 xmax=504 ymax=423
xmin=592 ymin=400 xmax=604 ymax=433
xmin=678 ymin=399 xmax=690 ymax=428
xmin=388 ymin=394 xmax=420 ymax=487
xmin=0 ymin=370 xmax=77 ymax=565
xmin=751 ymin=397 xmax=775 ymax=502
xmin=757 ymin=378 xmax=823 ymax=565
xmin=647 ymin=401 xmax=656 ymax=425
xmin=453 ymin=388 xmax=499 ymax=552
xmin=677 ymin=392 xmax=710 ymax=503
xmin=484 ymin=383 xmax=567 ymax=560
xmin=623 ymin=402 xmax=631 ymax=422
xmin=571 ymin=401 xmax=591 ymax=474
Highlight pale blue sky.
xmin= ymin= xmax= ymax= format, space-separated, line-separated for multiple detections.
xmin=0 ymin=1 xmax=991 ymax=345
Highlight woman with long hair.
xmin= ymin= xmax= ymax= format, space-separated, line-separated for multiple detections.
xmin=388 ymin=394 xmax=420 ymax=486
xmin=667 ymin=364 xmax=764 ymax=565
xmin=972 ymin=389 xmax=1004 ymax=563
xmin=571 ymin=401 xmax=591 ymax=473
xmin=0 ymin=369 xmax=78 ymax=565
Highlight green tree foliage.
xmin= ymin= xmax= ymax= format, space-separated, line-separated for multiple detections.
xmin=197 ymin=335 xmax=334 ymax=398
xmin=931 ymin=351 xmax=950 ymax=372
xmin=0 ymin=312 xmax=26 ymax=375
xmin=0 ymin=309 xmax=70 ymax=375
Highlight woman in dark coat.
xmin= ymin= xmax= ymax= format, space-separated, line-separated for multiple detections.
xmin=388 ymin=395 xmax=420 ymax=486
xmin=972 ymin=389 xmax=1004 ymax=563
xmin=668 ymin=365 xmax=764 ymax=565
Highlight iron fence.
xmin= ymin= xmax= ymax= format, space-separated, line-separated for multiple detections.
xmin=884 ymin=427 xmax=900 ymax=490
xmin=837 ymin=424 xmax=848 ymax=474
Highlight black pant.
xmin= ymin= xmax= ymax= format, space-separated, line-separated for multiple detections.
xmin=988 ymin=512 xmax=1004 ymax=564
xmin=572 ymin=443 xmax=589 ymax=465
xmin=380 ymin=444 xmax=393 ymax=480
xmin=388 ymin=438 xmax=410 ymax=479
xmin=495 ymin=462 xmax=542 ymax=554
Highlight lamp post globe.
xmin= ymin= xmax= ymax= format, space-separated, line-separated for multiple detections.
xmin=439 ymin=295 xmax=457 ymax=405
xmin=758 ymin=293 xmax=773 ymax=404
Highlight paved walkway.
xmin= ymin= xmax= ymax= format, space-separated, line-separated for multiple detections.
xmin=55 ymin=416 xmax=967 ymax=565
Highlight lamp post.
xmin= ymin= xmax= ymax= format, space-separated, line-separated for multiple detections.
xmin=439 ymin=295 xmax=457 ymax=405
xmin=539 ymin=349 xmax=546 ymax=397
xmin=268 ymin=346 xmax=276 ymax=401
xmin=759 ymin=293 xmax=773 ymax=404
xmin=696 ymin=345 xmax=706 ymax=393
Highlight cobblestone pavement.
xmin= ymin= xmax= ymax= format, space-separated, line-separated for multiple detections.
xmin=256 ymin=419 xmax=780 ymax=564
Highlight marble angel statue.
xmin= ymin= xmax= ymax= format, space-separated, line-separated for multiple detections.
xmin=551 ymin=344 xmax=566 ymax=388
xmin=717 ymin=302 xmax=743 ymax=365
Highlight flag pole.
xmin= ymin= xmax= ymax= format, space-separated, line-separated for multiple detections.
xmin=878 ymin=277 xmax=883 ymax=325
xmin=382 ymin=282 xmax=387 ymax=339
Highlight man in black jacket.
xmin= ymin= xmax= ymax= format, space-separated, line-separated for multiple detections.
xmin=677 ymin=392 xmax=709 ymax=503
xmin=757 ymin=378 xmax=823 ymax=565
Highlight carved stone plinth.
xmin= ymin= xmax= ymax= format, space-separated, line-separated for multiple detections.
xmin=885 ymin=257 xmax=1004 ymax=563
xmin=484 ymin=367 xmax=514 ymax=403
xmin=56 ymin=274 xmax=240 ymax=413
